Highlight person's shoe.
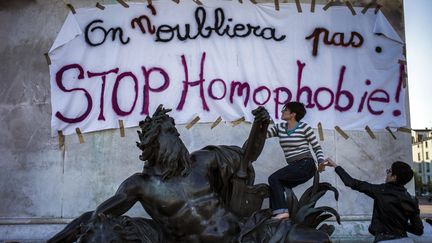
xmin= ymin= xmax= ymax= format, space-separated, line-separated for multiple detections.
xmin=271 ymin=212 xmax=289 ymax=220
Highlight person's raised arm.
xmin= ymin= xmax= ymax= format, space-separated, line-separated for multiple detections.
xmin=326 ymin=159 xmax=379 ymax=198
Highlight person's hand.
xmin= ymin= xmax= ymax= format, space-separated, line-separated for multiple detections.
xmin=318 ymin=162 xmax=326 ymax=172
xmin=252 ymin=106 xmax=270 ymax=124
xmin=324 ymin=158 xmax=337 ymax=168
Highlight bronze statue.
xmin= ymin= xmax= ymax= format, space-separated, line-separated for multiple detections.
xmin=48 ymin=105 xmax=339 ymax=243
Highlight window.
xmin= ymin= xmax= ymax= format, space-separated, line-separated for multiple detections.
xmin=419 ymin=164 xmax=422 ymax=173
xmin=418 ymin=153 xmax=421 ymax=161
xmin=418 ymin=134 xmax=424 ymax=141
xmin=418 ymin=144 xmax=420 ymax=148
xmin=429 ymin=176 xmax=431 ymax=183
xmin=428 ymin=163 xmax=431 ymax=172
xmin=427 ymin=152 xmax=430 ymax=160
xmin=426 ymin=141 xmax=429 ymax=148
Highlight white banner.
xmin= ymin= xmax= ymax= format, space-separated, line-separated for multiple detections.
xmin=49 ymin=0 xmax=406 ymax=135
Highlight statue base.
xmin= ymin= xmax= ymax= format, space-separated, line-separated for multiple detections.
xmin=1 ymin=219 xmax=432 ymax=243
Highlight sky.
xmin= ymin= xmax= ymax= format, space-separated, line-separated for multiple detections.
xmin=404 ymin=0 xmax=432 ymax=129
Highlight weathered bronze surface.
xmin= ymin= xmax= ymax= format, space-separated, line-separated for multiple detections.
xmin=48 ymin=105 xmax=339 ymax=243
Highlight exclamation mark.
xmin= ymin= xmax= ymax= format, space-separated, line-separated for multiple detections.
xmin=392 ymin=63 xmax=405 ymax=117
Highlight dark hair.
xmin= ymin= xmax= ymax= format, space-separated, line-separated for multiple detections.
xmin=391 ymin=161 xmax=413 ymax=186
xmin=283 ymin=102 xmax=306 ymax=121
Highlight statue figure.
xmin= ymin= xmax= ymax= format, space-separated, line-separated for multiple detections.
xmin=48 ymin=105 xmax=339 ymax=243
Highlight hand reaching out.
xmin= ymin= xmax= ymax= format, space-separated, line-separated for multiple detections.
xmin=324 ymin=158 xmax=338 ymax=168
xmin=318 ymin=158 xmax=337 ymax=172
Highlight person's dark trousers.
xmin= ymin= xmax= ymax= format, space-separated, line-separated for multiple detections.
xmin=268 ymin=158 xmax=316 ymax=214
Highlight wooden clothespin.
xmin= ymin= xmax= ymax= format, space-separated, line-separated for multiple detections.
xmin=119 ymin=120 xmax=125 ymax=137
xmin=345 ymin=1 xmax=356 ymax=16
xmin=397 ymin=127 xmax=412 ymax=134
xmin=335 ymin=126 xmax=349 ymax=140
xmin=295 ymin=0 xmax=302 ymax=13
xmin=44 ymin=53 xmax=51 ymax=65
xmin=147 ymin=0 xmax=153 ymax=6
xmin=317 ymin=122 xmax=324 ymax=141
xmin=211 ymin=116 xmax=222 ymax=129
xmin=75 ymin=128 xmax=84 ymax=144
xmin=323 ymin=0 xmax=343 ymax=11
xmin=193 ymin=0 xmax=203 ymax=6
xmin=365 ymin=126 xmax=376 ymax=139
xmin=117 ymin=0 xmax=129 ymax=8
xmin=374 ymin=4 xmax=382 ymax=14
xmin=186 ymin=116 xmax=200 ymax=129
xmin=66 ymin=3 xmax=76 ymax=14
xmin=311 ymin=0 xmax=316 ymax=13
xmin=386 ymin=127 xmax=397 ymax=140
xmin=361 ymin=0 xmax=382 ymax=14
xmin=58 ymin=130 xmax=65 ymax=150
xmin=274 ymin=0 xmax=280 ymax=11
xmin=95 ymin=2 xmax=105 ymax=10
xmin=232 ymin=117 xmax=245 ymax=127
xmin=361 ymin=0 xmax=377 ymax=14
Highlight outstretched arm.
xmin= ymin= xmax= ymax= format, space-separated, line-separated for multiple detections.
xmin=47 ymin=175 xmax=140 ymax=243
xmin=92 ymin=175 xmax=140 ymax=218
xmin=91 ymin=193 xmax=134 ymax=218
xmin=326 ymin=159 xmax=379 ymax=198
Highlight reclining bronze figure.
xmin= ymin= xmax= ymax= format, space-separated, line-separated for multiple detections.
xmin=48 ymin=105 xmax=339 ymax=243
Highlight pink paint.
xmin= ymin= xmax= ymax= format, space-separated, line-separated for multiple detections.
xmin=253 ymin=86 xmax=271 ymax=105
xmin=392 ymin=63 xmax=405 ymax=117
xmin=314 ymin=87 xmax=334 ymax=110
xmin=334 ymin=65 xmax=354 ymax=112
xmin=357 ymin=80 xmax=371 ymax=113
xmin=273 ymin=87 xmax=292 ymax=119
xmin=112 ymin=72 xmax=138 ymax=116
xmin=208 ymin=78 xmax=227 ymax=100
xmin=87 ymin=68 xmax=119 ymax=120
xmin=295 ymin=60 xmax=315 ymax=108
xmin=367 ymin=89 xmax=390 ymax=115
xmin=230 ymin=81 xmax=250 ymax=107
xmin=55 ymin=64 xmax=92 ymax=123
xmin=395 ymin=64 xmax=404 ymax=103
xmin=176 ymin=52 xmax=209 ymax=111
xmin=141 ymin=67 xmax=170 ymax=115
xmin=54 ymin=55 xmax=405 ymax=125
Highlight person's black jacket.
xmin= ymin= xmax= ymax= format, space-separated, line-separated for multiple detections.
xmin=335 ymin=166 xmax=423 ymax=241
